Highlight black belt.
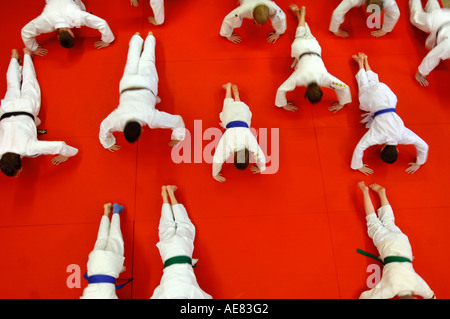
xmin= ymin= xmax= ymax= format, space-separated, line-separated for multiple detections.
xmin=0 ymin=111 xmax=35 ymax=122
xmin=298 ymin=52 xmax=321 ymax=60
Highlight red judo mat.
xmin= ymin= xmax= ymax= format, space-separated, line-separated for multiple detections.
xmin=0 ymin=0 xmax=449 ymax=299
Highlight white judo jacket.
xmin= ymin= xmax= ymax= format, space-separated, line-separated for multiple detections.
xmin=21 ymin=0 xmax=115 ymax=51
xmin=220 ymin=0 xmax=286 ymax=38
xmin=350 ymin=69 xmax=428 ymax=170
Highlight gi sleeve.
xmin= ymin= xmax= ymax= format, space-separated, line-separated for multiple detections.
xmin=21 ymin=15 xmax=56 ymax=51
xmin=324 ymin=73 xmax=352 ymax=105
xmin=30 ymin=141 xmax=78 ymax=157
xmin=329 ymin=0 xmax=363 ymax=33
xmin=381 ymin=1 xmax=400 ymax=33
xmin=147 ymin=110 xmax=186 ymax=141
xmin=212 ymin=134 xmax=232 ymax=176
xmin=99 ymin=111 xmax=120 ymax=149
xmin=220 ymin=8 xmax=244 ymax=38
xmin=80 ymin=12 xmax=115 ymax=43
xmin=248 ymin=134 xmax=266 ymax=173
xmin=275 ymin=72 xmax=301 ymax=107
xmin=351 ymin=129 xmax=378 ymax=170
xmin=399 ymin=128 xmax=429 ymax=165
xmin=268 ymin=4 xmax=287 ymax=35
xmin=417 ymin=41 xmax=450 ymax=76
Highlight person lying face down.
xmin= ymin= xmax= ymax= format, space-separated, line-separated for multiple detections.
xmin=99 ymin=32 xmax=186 ymax=153
xmin=275 ymin=5 xmax=352 ymax=113
xmin=212 ymin=83 xmax=266 ymax=183
xmin=350 ymin=52 xmax=429 ymax=176
xmin=0 ymin=48 xmax=78 ymax=177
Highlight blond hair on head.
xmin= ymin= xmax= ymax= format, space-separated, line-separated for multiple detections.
xmin=253 ymin=4 xmax=270 ymax=25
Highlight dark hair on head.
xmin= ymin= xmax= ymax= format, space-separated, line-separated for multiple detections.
xmin=305 ymin=82 xmax=323 ymax=104
xmin=380 ymin=145 xmax=398 ymax=164
xmin=253 ymin=4 xmax=270 ymax=25
xmin=59 ymin=29 xmax=75 ymax=49
xmin=124 ymin=121 xmax=142 ymax=143
xmin=366 ymin=0 xmax=384 ymax=11
xmin=234 ymin=148 xmax=250 ymax=170
xmin=0 ymin=152 xmax=22 ymax=177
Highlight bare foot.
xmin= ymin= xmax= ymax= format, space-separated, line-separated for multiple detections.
xmin=369 ymin=183 xmax=385 ymax=194
xmin=352 ymin=54 xmax=363 ymax=64
xmin=148 ymin=31 xmax=153 ymax=35
xmin=166 ymin=185 xmax=177 ymax=194
xmin=358 ymin=181 xmax=369 ymax=193
xmin=103 ymin=203 xmax=112 ymax=216
xmin=161 ymin=185 xmax=168 ymax=199
xmin=148 ymin=16 xmax=159 ymax=25
xmin=135 ymin=32 xmax=140 ymax=36
xmin=11 ymin=49 xmax=19 ymax=60
xmin=289 ymin=4 xmax=300 ymax=12
xmin=222 ymin=82 xmax=232 ymax=90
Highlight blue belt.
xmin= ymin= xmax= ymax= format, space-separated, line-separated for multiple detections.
xmin=225 ymin=120 xmax=249 ymax=129
xmin=373 ymin=108 xmax=396 ymax=118
xmin=83 ymin=272 xmax=133 ymax=289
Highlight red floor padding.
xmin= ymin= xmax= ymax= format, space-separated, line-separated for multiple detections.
xmin=0 ymin=0 xmax=449 ymax=299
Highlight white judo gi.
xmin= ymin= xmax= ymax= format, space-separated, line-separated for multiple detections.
xmin=360 ymin=205 xmax=435 ymax=299
xmin=151 ymin=203 xmax=212 ymax=299
xmin=81 ymin=213 xmax=125 ymax=299
xmin=99 ymin=34 xmax=186 ymax=149
xmin=212 ymin=97 xmax=266 ymax=177
xmin=0 ymin=55 xmax=78 ymax=160
xmin=220 ymin=0 xmax=286 ymax=38
xmin=351 ymin=69 xmax=429 ymax=170
xmin=275 ymin=23 xmax=352 ymax=108
xmin=409 ymin=0 xmax=450 ymax=77
xmin=21 ymin=0 xmax=115 ymax=52
xmin=329 ymin=0 xmax=400 ymax=34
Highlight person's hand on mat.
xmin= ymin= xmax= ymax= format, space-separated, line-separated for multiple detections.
xmin=94 ymin=40 xmax=110 ymax=49
xmin=32 ymin=46 xmax=48 ymax=56
xmin=267 ymin=32 xmax=280 ymax=43
xmin=227 ymin=34 xmax=241 ymax=44
xmin=358 ymin=164 xmax=374 ymax=175
xmin=103 ymin=203 xmax=112 ymax=216
xmin=415 ymin=71 xmax=429 ymax=87
xmin=371 ymin=29 xmax=388 ymax=37
xmin=405 ymin=163 xmax=421 ymax=174
xmin=213 ymin=173 xmax=226 ymax=182
xmin=169 ymin=139 xmax=181 ymax=147
xmin=282 ymin=102 xmax=298 ymax=112
xmin=250 ymin=166 xmax=261 ymax=174
xmin=328 ymin=103 xmax=344 ymax=113
xmin=332 ymin=29 xmax=349 ymax=38
xmin=52 ymin=155 xmax=69 ymax=165
xmin=107 ymin=144 xmax=121 ymax=152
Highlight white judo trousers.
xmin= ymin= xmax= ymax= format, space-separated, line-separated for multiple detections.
xmin=0 ymin=55 xmax=78 ymax=159
xmin=81 ymin=214 xmax=125 ymax=299
xmin=150 ymin=0 xmax=165 ymax=25
xmin=275 ymin=23 xmax=351 ymax=107
xmin=350 ymin=69 xmax=428 ymax=170
xmin=99 ymin=34 xmax=185 ymax=149
xmin=360 ymin=205 xmax=435 ymax=299
xmin=409 ymin=0 xmax=450 ymax=76
xmin=219 ymin=0 xmax=286 ymax=38
xmin=151 ymin=203 xmax=212 ymax=299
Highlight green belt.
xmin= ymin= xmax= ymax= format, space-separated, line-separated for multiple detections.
xmin=163 ymin=255 xmax=195 ymax=268
xmin=356 ymin=248 xmax=412 ymax=265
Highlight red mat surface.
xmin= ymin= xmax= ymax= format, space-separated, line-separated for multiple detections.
xmin=0 ymin=0 xmax=449 ymax=299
